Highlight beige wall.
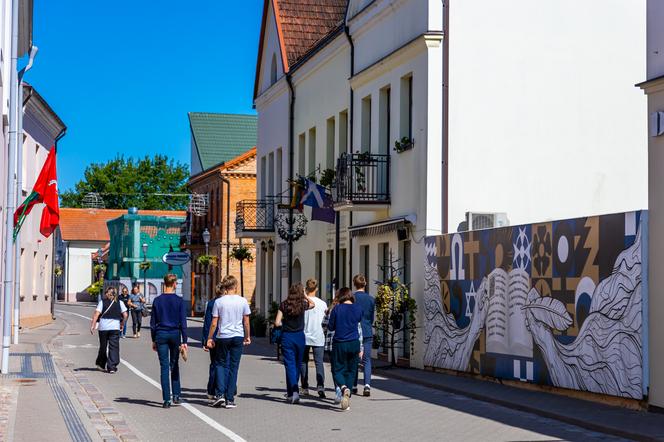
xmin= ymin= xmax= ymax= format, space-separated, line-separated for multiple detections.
xmin=646 ymin=80 xmax=664 ymax=408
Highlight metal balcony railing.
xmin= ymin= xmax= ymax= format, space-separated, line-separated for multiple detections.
xmin=235 ymin=199 xmax=276 ymax=235
xmin=335 ymin=152 xmax=390 ymax=205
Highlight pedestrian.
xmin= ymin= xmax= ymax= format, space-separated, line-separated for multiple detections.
xmin=202 ymin=281 xmax=225 ymax=401
xmin=274 ymin=283 xmax=314 ymax=404
xmin=89 ymin=287 xmax=128 ymax=374
xmin=352 ymin=274 xmax=375 ymax=396
xmin=328 ymin=287 xmax=363 ymax=411
xmin=118 ymin=286 xmax=130 ymax=338
xmin=150 ymin=273 xmax=188 ymax=408
xmin=205 ymin=275 xmax=251 ymax=409
xmin=128 ymin=285 xmax=146 ymax=339
xmin=300 ymin=278 xmax=327 ymax=398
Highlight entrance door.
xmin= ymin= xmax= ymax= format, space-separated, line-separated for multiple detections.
xmin=293 ymin=259 xmax=302 ymax=285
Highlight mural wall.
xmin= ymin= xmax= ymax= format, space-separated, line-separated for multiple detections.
xmin=423 ymin=211 xmax=647 ymax=399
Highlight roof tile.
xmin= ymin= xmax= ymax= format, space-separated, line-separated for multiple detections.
xmin=189 ymin=113 xmax=257 ymax=171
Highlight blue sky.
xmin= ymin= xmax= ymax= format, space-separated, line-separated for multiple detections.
xmin=30 ymin=0 xmax=262 ymax=190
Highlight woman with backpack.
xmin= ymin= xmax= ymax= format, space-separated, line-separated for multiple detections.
xmin=90 ymin=287 xmax=128 ymax=373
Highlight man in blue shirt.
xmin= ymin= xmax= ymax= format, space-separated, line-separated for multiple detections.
xmin=352 ymin=274 xmax=375 ymax=397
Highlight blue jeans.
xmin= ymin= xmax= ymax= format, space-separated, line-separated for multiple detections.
xmin=214 ymin=336 xmax=244 ymax=402
xmin=155 ymin=330 xmax=181 ymax=403
xmin=207 ymin=346 xmax=217 ymax=396
xmin=281 ymin=331 xmax=305 ymax=397
xmin=300 ymin=345 xmax=325 ymax=389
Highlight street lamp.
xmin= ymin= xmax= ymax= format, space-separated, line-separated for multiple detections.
xmin=202 ymin=228 xmax=211 ymax=305
xmin=142 ymin=243 xmax=148 ymax=301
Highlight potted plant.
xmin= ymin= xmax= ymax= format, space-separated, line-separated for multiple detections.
xmin=138 ymin=261 xmax=152 ymax=272
xmin=319 ymin=168 xmax=336 ymax=188
xmin=87 ymin=279 xmax=104 ymax=301
xmin=374 ymin=273 xmax=417 ymax=366
xmin=394 ymin=136 xmax=414 ymax=153
xmin=196 ymin=254 xmax=217 ymax=268
xmin=54 ymin=265 xmax=63 ymax=278
xmin=230 ymin=246 xmax=253 ymax=297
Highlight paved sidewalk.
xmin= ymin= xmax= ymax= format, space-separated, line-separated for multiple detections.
xmin=375 ymin=366 xmax=664 ymax=442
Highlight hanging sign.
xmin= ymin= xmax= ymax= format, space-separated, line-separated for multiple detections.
xmin=162 ymin=251 xmax=190 ymax=266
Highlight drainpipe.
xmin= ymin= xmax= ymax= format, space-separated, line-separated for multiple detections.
xmin=2 ymin=0 xmax=20 ymax=373
xmin=221 ymin=175 xmax=231 ymax=276
xmin=12 ymin=47 xmax=38 ymax=344
xmin=442 ymin=0 xmax=449 ymax=233
xmin=50 ymin=128 xmax=66 ymax=320
xmin=286 ymin=73 xmax=295 ymax=288
xmin=344 ymin=22 xmax=355 ymax=286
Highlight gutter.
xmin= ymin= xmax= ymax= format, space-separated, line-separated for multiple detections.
xmin=286 ymin=73 xmax=295 ymax=289
xmin=343 ymin=20 xmax=355 ymax=287
xmin=442 ymin=1 xmax=449 ymax=233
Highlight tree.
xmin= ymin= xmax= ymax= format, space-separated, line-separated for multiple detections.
xmin=230 ymin=245 xmax=254 ymax=297
xmin=60 ymin=155 xmax=189 ymax=210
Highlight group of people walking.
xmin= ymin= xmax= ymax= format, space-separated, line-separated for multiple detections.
xmin=89 ymin=284 xmax=146 ymax=373
xmin=90 ymin=271 xmax=375 ymax=412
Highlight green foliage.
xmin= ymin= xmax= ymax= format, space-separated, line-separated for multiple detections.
xmin=250 ymin=311 xmax=267 ymax=337
xmin=267 ymin=301 xmax=280 ymax=324
xmin=319 ymin=168 xmax=336 ymax=188
xmin=54 ymin=265 xmax=63 ymax=277
xmin=197 ymin=254 xmax=217 ymax=268
xmin=230 ymin=246 xmax=253 ymax=263
xmin=59 ymin=154 xmax=189 ymax=210
xmin=394 ymin=136 xmax=414 ymax=153
xmin=374 ymin=276 xmax=418 ymax=361
xmin=93 ymin=264 xmax=106 ymax=275
xmin=87 ymin=279 xmax=104 ymax=299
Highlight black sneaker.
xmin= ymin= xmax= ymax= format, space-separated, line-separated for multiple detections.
xmin=363 ymin=385 xmax=371 ymax=397
xmin=225 ymin=401 xmax=237 ymax=409
xmin=212 ymin=396 xmax=225 ymax=408
xmin=317 ymin=387 xmax=326 ymax=398
xmin=172 ymin=396 xmax=181 ymax=406
xmin=163 ymin=401 xmax=171 ymax=409
xmin=351 ymin=387 xmax=358 ymax=395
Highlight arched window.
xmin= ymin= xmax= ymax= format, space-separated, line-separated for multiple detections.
xmin=270 ymin=53 xmax=278 ymax=85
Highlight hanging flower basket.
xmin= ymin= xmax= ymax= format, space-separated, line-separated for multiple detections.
xmin=197 ymin=254 xmax=218 ymax=268
xmin=230 ymin=246 xmax=253 ymax=263
xmin=139 ymin=261 xmax=152 ymax=272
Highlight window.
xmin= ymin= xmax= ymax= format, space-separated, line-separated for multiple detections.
xmin=379 ymin=242 xmax=390 ymax=283
xmin=360 ymin=245 xmax=370 ymax=283
xmin=400 ymin=74 xmax=413 ymax=140
xmin=308 ymin=127 xmax=316 ymax=175
xmin=260 ymin=156 xmax=267 ymax=198
xmin=276 ymin=148 xmax=283 ymax=196
xmin=298 ymin=133 xmax=306 ymax=177
xmin=400 ymin=240 xmax=412 ymax=358
xmin=379 ymin=86 xmax=391 ymax=154
xmin=340 ymin=248 xmax=347 ymax=288
xmin=339 ymin=110 xmax=348 ymax=155
xmin=326 ymin=117 xmax=335 ymax=169
xmin=325 ymin=249 xmax=334 ymax=302
xmin=268 ymin=152 xmax=275 ymax=196
xmin=315 ymin=251 xmax=322 ymax=289
xmin=270 ymin=53 xmax=277 ymax=85
xmin=361 ymin=95 xmax=372 ymax=152
xmin=267 ymin=249 xmax=274 ymax=303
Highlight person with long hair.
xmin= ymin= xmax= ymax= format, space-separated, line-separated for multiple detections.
xmin=128 ymin=285 xmax=146 ymax=338
xmin=118 ymin=286 xmax=130 ymax=338
xmin=274 ymin=283 xmax=315 ymax=404
xmin=206 ymin=275 xmax=251 ymax=409
xmin=150 ymin=274 xmax=188 ymax=408
xmin=328 ymin=287 xmax=363 ymax=410
xmin=90 ymin=287 xmax=128 ymax=373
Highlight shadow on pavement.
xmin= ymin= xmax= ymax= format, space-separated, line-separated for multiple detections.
xmin=114 ymin=397 xmax=164 ymax=408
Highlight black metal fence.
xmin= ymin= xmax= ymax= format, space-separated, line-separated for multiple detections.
xmin=335 ymin=153 xmax=390 ymax=205
xmin=235 ymin=199 xmax=276 ymax=233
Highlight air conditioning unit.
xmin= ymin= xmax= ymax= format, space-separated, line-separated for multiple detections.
xmin=464 ymin=212 xmax=509 ymax=231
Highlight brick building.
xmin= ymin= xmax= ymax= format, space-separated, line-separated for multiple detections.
xmin=186 ymin=113 xmax=257 ymax=314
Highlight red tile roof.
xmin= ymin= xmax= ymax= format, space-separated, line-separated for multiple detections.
xmin=276 ymin=0 xmax=347 ymax=68
xmin=59 ymin=208 xmax=186 ymax=242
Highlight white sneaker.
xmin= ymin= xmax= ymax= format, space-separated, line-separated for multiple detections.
xmin=291 ymin=392 xmax=300 ymax=404
xmin=340 ymin=387 xmax=351 ymax=410
xmin=334 ymin=387 xmax=342 ymax=404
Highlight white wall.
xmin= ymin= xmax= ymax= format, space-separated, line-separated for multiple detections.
xmin=447 ymin=0 xmax=648 ymax=229
xmin=647 ymin=0 xmax=664 ymax=80
xmin=65 ymin=241 xmax=106 ymax=300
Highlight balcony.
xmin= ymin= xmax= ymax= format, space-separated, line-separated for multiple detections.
xmin=334 ymin=152 xmax=390 ymax=211
xmin=235 ymin=199 xmax=276 ymax=238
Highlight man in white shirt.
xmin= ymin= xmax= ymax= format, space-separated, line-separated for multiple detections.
xmin=90 ymin=287 xmax=128 ymax=374
xmin=300 ymin=278 xmax=328 ymax=398
xmin=206 ymin=275 xmax=251 ymax=409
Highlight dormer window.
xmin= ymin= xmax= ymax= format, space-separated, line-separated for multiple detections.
xmin=270 ymin=54 xmax=277 ymax=85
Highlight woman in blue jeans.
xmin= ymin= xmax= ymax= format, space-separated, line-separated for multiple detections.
xmin=274 ymin=283 xmax=314 ymax=404
xmin=150 ymin=274 xmax=188 ymax=408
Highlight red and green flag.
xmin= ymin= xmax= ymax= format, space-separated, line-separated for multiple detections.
xmin=13 ymin=146 xmax=59 ymax=241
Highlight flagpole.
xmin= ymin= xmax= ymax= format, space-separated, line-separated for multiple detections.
xmin=12 ymin=79 xmax=24 ymax=345
xmin=1 ymin=0 xmax=20 ymax=373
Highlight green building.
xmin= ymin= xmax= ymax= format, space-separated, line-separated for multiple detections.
xmin=106 ymin=209 xmax=187 ymax=303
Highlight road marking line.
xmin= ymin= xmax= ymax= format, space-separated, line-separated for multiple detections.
xmin=120 ymin=359 xmax=245 ymax=442
xmin=56 ymin=309 xmax=242 ymax=440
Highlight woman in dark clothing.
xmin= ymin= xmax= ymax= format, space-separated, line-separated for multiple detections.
xmin=328 ymin=287 xmax=363 ymax=411
xmin=118 ymin=287 xmax=130 ymax=338
xmin=274 ymin=283 xmax=314 ymax=404
xmin=202 ymin=281 xmax=225 ymax=401
xmin=150 ymin=274 xmax=188 ymax=408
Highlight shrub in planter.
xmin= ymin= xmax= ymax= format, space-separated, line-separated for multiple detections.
xmin=250 ymin=311 xmax=267 ymax=337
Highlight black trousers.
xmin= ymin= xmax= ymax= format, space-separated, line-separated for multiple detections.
xmin=96 ymin=330 xmax=120 ymax=371
xmin=131 ymin=309 xmax=143 ymax=334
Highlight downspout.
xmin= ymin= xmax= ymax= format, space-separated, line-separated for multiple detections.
xmin=442 ymin=0 xmax=449 ymax=233
xmin=221 ymin=175 xmax=231 ymax=276
xmin=344 ymin=22 xmax=355 ymax=286
xmin=2 ymin=0 xmax=20 ymax=373
xmin=286 ymin=73 xmax=295 ymax=288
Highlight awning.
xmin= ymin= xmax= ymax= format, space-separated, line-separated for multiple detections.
xmin=348 ymin=217 xmax=409 ymax=238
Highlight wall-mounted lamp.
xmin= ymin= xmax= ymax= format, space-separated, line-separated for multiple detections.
xmin=260 ymin=241 xmax=268 ymax=252
xmin=267 ymin=238 xmax=275 ymax=251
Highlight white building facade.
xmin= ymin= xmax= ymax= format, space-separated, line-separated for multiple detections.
xmin=248 ymin=0 xmax=647 ymax=369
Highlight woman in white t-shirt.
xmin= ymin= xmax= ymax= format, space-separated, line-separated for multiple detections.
xmin=90 ymin=287 xmax=128 ymax=373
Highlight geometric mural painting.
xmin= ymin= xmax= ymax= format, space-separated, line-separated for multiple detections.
xmin=423 ymin=211 xmax=646 ymax=399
